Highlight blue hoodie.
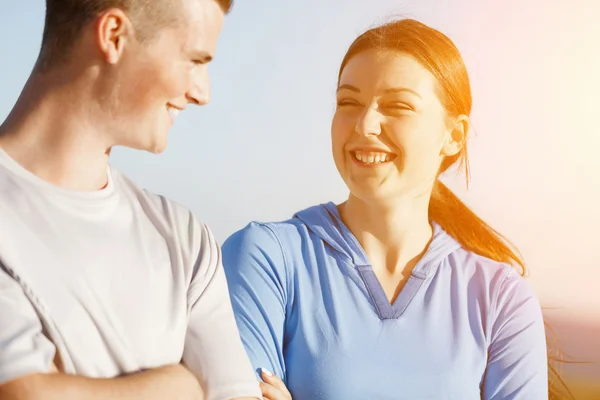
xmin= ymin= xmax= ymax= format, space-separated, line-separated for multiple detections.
xmin=222 ymin=202 xmax=548 ymax=400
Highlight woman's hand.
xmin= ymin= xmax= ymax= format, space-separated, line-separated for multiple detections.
xmin=259 ymin=369 xmax=292 ymax=400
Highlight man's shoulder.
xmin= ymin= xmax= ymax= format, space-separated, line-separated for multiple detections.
xmin=113 ymin=168 xmax=212 ymax=268
xmin=113 ymin=167 xmax=208 ymax=243
xmin=0 ymin=164 xmax=42 ymax=214
xmin=113 ymin=168 xmax=194 ymax=221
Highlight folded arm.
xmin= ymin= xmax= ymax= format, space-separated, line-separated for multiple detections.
xmin=0 ymin=267 xmax=203 ymax=400
xmin=0 ymin=364 xmax=203 ymax=400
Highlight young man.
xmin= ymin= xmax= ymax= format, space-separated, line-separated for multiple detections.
xmin=0 ymin=1 xmax=260 ymax=399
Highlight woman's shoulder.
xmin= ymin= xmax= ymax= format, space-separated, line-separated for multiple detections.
xmin=449 ymin=247 xmax=541 ymax=318
xmin=223 ymin=203 xmax=334 ymax=252
xmin=224 ymin=217 xmax=311 ymax=250
xmin=449 ymin=246 xmax=521 ymax=282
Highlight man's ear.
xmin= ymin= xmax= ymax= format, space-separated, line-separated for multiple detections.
xmin=96 ymin=8 xmax=135 ymax=64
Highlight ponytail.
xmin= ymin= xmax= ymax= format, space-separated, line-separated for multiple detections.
xmin=429 ymin=180 xmax=526 ymax=275
xmin=430 ymin=179 xmax=574 ymax=399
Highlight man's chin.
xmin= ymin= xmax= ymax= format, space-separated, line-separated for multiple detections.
xmin=125 ymin=135 xmax=168 ymax=155
xmin=148 ymin=141 xmax=168 ymax=155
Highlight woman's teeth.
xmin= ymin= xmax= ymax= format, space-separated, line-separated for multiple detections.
xmin=353 ymin=151 xmax=393 ymax=164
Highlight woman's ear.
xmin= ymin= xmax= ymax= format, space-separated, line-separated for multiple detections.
xmin=441 ymin=114 xmax=469 ymax=157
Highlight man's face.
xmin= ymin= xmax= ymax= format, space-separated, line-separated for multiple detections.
xmin=103 ymin=0 xmax=225 ymax=153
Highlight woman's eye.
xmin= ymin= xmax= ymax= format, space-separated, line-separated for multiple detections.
xmin=385 ymin=103 xmax=412 ymax=111
xmin=337 ymin=100 xmax=361 ymax=107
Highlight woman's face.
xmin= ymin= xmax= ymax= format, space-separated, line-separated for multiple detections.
xmin=331 ymin=50 xmax=464 ymax=204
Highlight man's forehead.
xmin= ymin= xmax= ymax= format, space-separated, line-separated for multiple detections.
xmin=181 ymin=0 xmax=225 ymax=27
xmin=180 ymin=0 xmax=225 ymax=53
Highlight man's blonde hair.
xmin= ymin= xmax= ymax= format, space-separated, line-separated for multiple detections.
xmin=36 ymin=0 xmax=233 ymax=71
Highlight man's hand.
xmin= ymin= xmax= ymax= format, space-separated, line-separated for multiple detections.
xmin=259 ymin=369 xmax=292 ymax=400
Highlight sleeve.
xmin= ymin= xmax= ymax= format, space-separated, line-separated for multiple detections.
xmin=482 ymin=268 xmax=549 ymax=400
xmin=0 ymin=266 xmax=56 ymax=385
xmin=221 ymin=223 xmax=289 ymax=383
xmin=181 ymin=221 xmax=261 ymax=400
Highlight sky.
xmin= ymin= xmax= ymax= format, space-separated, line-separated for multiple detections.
xmin=1 ymin=0 xmax=599 ymax=324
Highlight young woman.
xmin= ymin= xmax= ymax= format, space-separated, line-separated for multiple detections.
xmin=222 ymin=18 xmax=556 ymax=399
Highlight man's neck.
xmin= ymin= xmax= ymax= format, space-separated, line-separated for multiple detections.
xmin=0 ymin=70 xmax=112 ymax=191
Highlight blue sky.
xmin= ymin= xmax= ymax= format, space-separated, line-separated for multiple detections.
xmin=1 ymin=0 xmax=599 ymax=319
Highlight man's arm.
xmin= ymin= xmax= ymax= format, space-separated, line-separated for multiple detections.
xmin=0 ymin=364 xmax=202 ymax=400
xmin=181 ymin=219 xmax=261 ymax=400
xmin=0 ymin=267 xmax=203 ymax=400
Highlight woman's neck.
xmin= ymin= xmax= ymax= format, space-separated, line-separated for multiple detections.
xmin=338 ymin=193 xmax=433 ymax=276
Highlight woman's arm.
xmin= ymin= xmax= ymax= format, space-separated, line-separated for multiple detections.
xmin=482 ymin=269 xmax=548 ymax=400
xmin=222 ymin=222 xmax=290 ymax=382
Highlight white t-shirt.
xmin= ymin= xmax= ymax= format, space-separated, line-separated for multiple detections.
xmin=0 ymin=149 xmax=260 ymax=400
